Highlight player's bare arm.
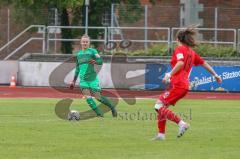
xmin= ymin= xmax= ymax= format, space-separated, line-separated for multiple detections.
xmin=202 ymin=62 xmax=222 ymax=83
xmin=163 ymin=61 xmax=184 ymax=84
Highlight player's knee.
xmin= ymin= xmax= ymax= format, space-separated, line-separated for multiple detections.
xmin=154 ymin=100 xmax=164 ymax=110
xmin=85 ymin=95 xmax=93 ymax=99
xmin=93 ymin=94 xmax=101 ymax=100
xmin=95 ymin=96 xmax=101 ymax=101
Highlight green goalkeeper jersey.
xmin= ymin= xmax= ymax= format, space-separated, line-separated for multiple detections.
xmin=74 ymin=48 xmax=103 ymax=81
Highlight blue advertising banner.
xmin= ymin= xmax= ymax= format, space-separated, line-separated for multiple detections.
xmin=190 ymin=66 xmax=240 ymax=92
xmin=145 ymin=64 xmax=170 ymax=90
xmin=145 ymin=64 xmax=240 ymax=92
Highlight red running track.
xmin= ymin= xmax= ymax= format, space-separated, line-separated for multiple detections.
xmin=0 ymin=86 xmax=239 ymax=100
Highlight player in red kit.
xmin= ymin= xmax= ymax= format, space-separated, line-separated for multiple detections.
xmin=152 ymin=27 xmax=222 ymax=140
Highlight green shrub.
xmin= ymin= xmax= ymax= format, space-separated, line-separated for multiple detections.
xmin=148 ymin=43 xmax=169 ymax=56
xmin=128 ymin=44 xmax=169 ymax=56
xmin=193 ymin=44 xmax=237 ymax=57
xmin=123 ymin=44 xmax=238 ymax=57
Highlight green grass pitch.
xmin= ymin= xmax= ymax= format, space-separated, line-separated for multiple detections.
xmin=0 ymin=98 xmax=240 ymax=159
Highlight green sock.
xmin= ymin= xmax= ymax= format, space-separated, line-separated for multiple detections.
xmin=86 ymin=98 xmax=102 ymax=116
xmin=98 ymin=96 xmax=115 ymax=110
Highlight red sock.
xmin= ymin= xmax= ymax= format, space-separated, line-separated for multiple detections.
xmin=158 ymin=107 xmax=181 ymax=124
xmin=157 ymin=117 xmax=166 ymax=133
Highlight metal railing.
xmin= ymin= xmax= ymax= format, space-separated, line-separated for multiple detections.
xmin=171 ymin=27 xmax=237 ymax=48
xmin=0 ymin=25 xmax=46 ymax=60
xmin=107 ymin=26 xmax=170 ymax=45
xmin=238 ymin=29 xmax=240 ymax=54
xmin=4 ymin=38 xmax=44 ymax=60
xmin=0 ymin=25 xmax=46 ymax=52
xmin=46 ymin=26 xmax=107 ymax=53
xmin=1 ymin=25 xmax=239 ymax=60
xmin=46 ymin=26 xmax=170 ymax=53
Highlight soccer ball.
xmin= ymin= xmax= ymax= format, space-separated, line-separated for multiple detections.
xmin=68 ymin=110 xmax=80 ymax=121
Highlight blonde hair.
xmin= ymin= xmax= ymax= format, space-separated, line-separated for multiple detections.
xmin=81 ymin=34 xmax=90 ymax=40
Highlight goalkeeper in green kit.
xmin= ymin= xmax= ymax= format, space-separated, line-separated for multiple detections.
xmin=70 ymin=34 xmax=117 ymax=117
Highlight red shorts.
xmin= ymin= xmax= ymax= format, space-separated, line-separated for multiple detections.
xmin=158 ymin=87 xmax=188 ymax=107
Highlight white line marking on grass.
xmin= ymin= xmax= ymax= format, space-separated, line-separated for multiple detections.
xmin=0 ymin=119 xmax=59 ymax=123
xmin=0 ymin=114 xmax=52 ymax=117
xmin=206 ymin=96 xmax=217 ymax=99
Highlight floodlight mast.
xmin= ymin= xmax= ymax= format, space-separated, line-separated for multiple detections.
xmin=85 ymin=0 xmax=90 ymax=35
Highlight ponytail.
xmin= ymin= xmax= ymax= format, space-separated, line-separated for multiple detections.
xmin=176 ymin=26 xmax=198 ymax=47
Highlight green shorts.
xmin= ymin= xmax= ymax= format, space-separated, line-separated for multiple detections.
xmin=79 ymin=77 xmax=101 ymax=92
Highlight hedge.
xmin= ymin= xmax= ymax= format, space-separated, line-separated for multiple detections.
xmin=122 ymin=44 xmax=238 ymax=57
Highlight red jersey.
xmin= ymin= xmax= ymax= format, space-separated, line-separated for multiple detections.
xmin=170 ymin=45 xmax=204 ymax=89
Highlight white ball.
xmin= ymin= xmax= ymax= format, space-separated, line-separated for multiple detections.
xmin=68 ymin=110 xmax=80 ymax=121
